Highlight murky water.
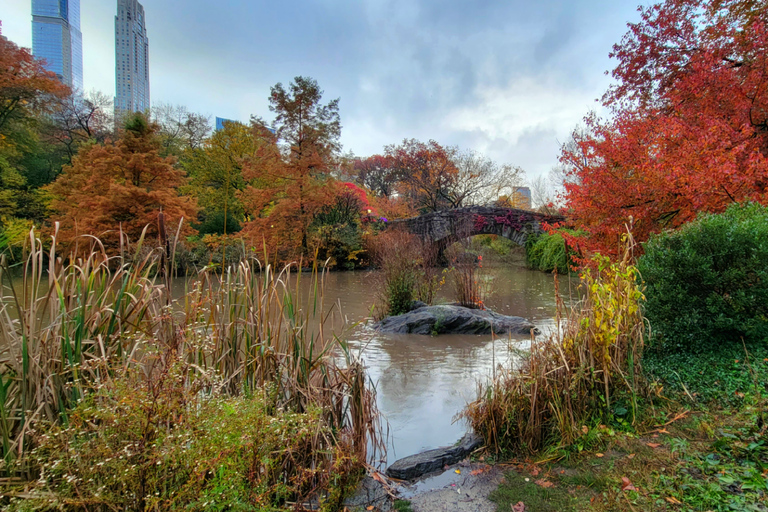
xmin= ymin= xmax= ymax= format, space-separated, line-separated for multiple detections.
xmin=314 ymin=264 xmax=572 ymax=466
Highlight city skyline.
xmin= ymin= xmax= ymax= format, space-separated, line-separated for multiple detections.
xmin=31 ymin=0 xmax=83 ymax=90
xmin=115 ymin=0 xmax=150 ymax=114
xmin=2 ymin=1 xmax=649 ymax=181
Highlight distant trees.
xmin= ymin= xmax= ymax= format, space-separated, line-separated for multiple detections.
xmin=352 ymin=140 xmax=526 ymax=214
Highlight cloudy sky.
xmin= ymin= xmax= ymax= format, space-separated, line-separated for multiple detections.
xmin=2 ymin=0 xmax=648 ymax=182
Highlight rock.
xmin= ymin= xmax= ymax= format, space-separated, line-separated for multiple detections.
xmin=409 ymin=300 xmax=429 ymax=311
xmin=385 ymin=433 xmax=484 ymax=481
xmin=373 ymin=304 xmax=538 ymax=336
xmin=344 ymin=475 xmax=393 ymax=511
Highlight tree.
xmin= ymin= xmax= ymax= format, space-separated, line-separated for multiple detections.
xmin=43 ymin=90 xmax=114 ymax=164
xmin=0 ymin=35 xmax=68 ymax=133
xmin=385 ymin=139 xmax=458 ymax=213
xmin=152 ymin=103 xmax=211 ymax=156
xmin=242 ymin=77 xmax=341 ymax=257
xmin=183 ymin=121 xmax=270 ymax=235
xmin=353 ymin=154 xmax=396 ymax=198
xmin=47 ymin=113 xmax=197 ymax=250
xmin=561 ymin=0 xmax=768 ymax=257
xmin=0 ymin=35 xmax=69 ymax=227
xmin=450 ymin=149 xmax=524 ymax=207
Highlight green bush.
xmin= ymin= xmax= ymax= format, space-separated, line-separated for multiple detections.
xmin=526 ymin=231 xmax=571 ymax=274
xmin=638 ymin=202 xmax=768 ymax=353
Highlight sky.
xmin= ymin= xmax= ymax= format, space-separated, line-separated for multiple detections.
xmin=1 ymin=0 xmax=649 ymax=183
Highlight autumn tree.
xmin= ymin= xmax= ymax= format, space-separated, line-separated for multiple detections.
xmin=0 ymin=35 xmax=68 ymax=133
xmin=47 ymin=113 xmax=197 ymax=250
xmin=561 ymin=0 xmax=768 ymax=257
xmin=242 ymin=77 xmax=340 ymax=258
xmin=353 ymin=154 xmax=396 ymax=198
xmin=385 ymin=139 xmax=458 ymax=213
xmin=0 ymin=35 xmax=69 ymax=227
xmin=450 ymin=149 xmax=525 ymax=207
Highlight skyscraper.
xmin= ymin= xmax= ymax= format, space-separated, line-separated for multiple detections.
xmin=115 ymin=0 xmax=150 ymax=114
xmin=32 ymin=0 xmax=84 ymax=90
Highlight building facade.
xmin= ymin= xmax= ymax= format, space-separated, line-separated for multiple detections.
xmin=115 ymin=0 xmax=150 ymax=114
xmin=32 ymin=0 xmax=84 ymax=90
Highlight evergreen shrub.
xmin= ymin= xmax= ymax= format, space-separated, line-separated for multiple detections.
xmin=638 ymin=202 xmax=768 ymax=353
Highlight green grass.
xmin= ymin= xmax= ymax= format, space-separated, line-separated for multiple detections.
xmin=393 ymin=499 xmax=415 ymax=512
xmin=490 ymin=470 xmax=583 ymax=511
xmin=644 ymin=343 xmax=768 ymax=406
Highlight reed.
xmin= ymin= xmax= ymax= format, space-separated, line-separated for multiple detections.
xmin=461 ymin=235 xmax=646 ymax=455
xmin=0 ymin=225 xmax=382 ymax=494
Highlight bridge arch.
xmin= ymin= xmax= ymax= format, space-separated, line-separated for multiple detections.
xmin=391 ymin=206 xmax=562 ymax=256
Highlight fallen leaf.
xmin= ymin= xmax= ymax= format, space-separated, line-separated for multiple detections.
xmin=627 ymin=453 xmax=636 ymax=459
xmin=647 ymin=442 xmax=662 ymax=448
xmin=512 ymin=502 xmax=526 ymax=512
xmin=581 ymin=425 xmax=589 ymax=434
xmin=454 ymin=469 xmax=461 ymax=474
xmin=621 ymin=477 xmax=638 ymax=492
xmin=366 ymin=507 xmax=374 ymax=511
xmin=664 ymin=496 xmax=683 ymax=504
xmin=470 ymin=467 xmax=487 ymax=476
xmin=596 ymin=453 xmax=605 ymax=458
xmin=371 ymin=472 xmax=387 ymax=485
xmin=535 ymin=479 xmax=555 ymax=488
xmin=530 ymin=467 xmax=540 ymax=476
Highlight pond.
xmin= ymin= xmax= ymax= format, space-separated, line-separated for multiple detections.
xmin=315 ymin=264 xmax=573 ymax=466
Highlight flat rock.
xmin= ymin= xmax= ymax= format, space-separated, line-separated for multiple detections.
xmin=373 ymin=305 xmax=538 ymax=336
xmin=385 ymin=433 xmax=484 ymax=481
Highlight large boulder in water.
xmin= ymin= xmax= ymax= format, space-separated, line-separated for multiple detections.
xmin=373 ymin=304 xmax=538 ymax=336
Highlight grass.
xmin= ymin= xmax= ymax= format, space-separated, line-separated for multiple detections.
xmin=392 ymin=499 xmax=415 ymax=512
xmin=491 ymin=399 xmax=768 ymax=512
xmin=487 ymin=329 xmax=768 ymax=512
xmin=0 ymin=226 xmax=382 ymax=509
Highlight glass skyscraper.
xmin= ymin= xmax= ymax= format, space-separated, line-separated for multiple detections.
xmin=115 ymin=0 xmax=150 ymax=114
xmin=32 ymin=0 xmax=84 ymax=91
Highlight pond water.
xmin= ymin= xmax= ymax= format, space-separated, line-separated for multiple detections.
xmin=315 ymin=264 xmax=574 ymax=466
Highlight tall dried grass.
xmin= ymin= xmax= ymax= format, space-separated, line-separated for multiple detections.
xmin=368 ymin=229 xmax=442 ymax=318
xmin=462 ymin=236 xmax=646 ymax=454
xmin=0 ymin=224 xmax=382 ymax=482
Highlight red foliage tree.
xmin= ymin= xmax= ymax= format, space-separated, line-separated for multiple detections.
xmin=47 ymin=113 xmax=197 ymax=251
xmin=561 ymin=0 xmax=768 ymax=257
xmin=0 ymin=35 xmax=69 ymax=133
xmin=385 ymin=139 xmax=459 ymax=213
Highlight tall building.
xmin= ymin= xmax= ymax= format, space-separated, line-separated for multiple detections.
xmin=32 ymin=0 xmax=84 ymax=90
xmin=115 ymin=0 xmax=150 ymax=114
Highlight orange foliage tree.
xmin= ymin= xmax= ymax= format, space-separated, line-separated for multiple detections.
xmin=560 ymin=0 xmax=768 ymax=258
xmin=242 ymin=77 xmax=340 ymax=260
xmin=47 ymin=113 xmax=197 ymax=251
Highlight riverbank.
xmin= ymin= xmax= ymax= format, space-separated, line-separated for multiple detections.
xmin=371 ymin=343 xmax=768 ymax=512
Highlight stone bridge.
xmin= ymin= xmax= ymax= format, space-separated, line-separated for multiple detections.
xmin=392 ymin=206 xmax=563 ymax=252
